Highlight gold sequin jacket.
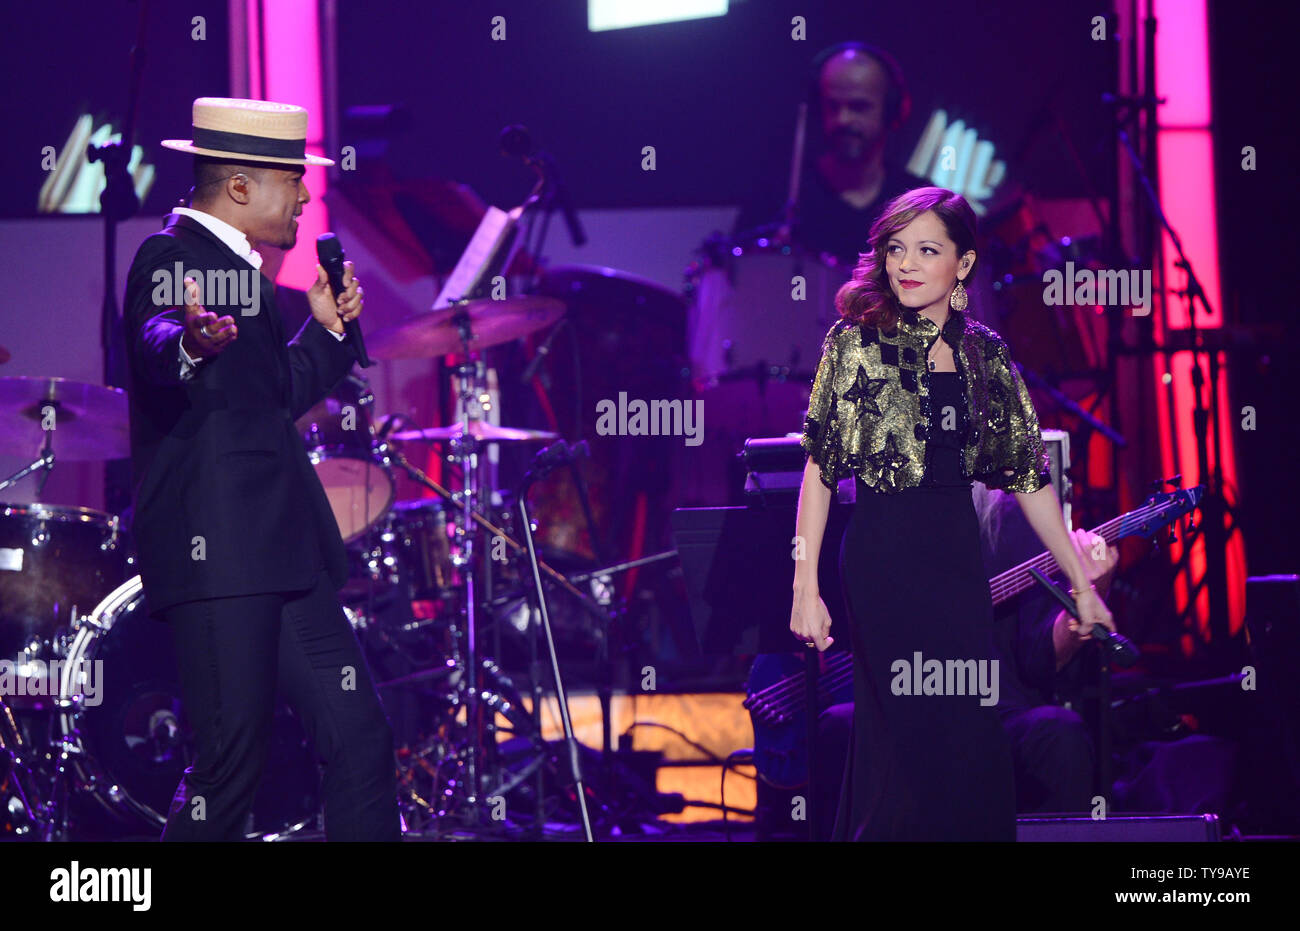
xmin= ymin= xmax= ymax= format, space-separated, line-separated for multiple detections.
xmin=800 ymin=307 xmax=1050 ymax=494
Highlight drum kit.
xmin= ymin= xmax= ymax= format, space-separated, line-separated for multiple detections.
xmin=0 ymin=292 xmax=584 ymax=841
xmin=0 ymin=231 xmax=850 ymax=841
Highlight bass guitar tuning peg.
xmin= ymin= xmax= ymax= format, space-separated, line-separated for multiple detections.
xmin=1150 ymin=473 xmax=1183 ymax=491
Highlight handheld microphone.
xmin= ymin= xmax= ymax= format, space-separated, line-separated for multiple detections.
xmin=1027 ymin=566 xmax=1139 ymax=667
xmin=316 ymin=233 xmax=373 ymax=367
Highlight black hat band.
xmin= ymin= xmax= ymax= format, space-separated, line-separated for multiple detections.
xmin=191 ymin=127 xmax=306 ymax=160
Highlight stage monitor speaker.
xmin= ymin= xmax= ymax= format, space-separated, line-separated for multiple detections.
xmin=1016 ymin=813 xmax=1221 ymax=842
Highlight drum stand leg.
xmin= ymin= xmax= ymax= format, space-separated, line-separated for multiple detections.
xmin=459 ymin=436 xmax=483 ymax=823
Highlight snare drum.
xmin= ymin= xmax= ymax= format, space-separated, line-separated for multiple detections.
xmin=297 ymin=389 xmax=395 ymax=543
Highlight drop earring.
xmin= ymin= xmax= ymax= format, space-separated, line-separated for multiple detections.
xmin=950 ymin=279 xmax=968 ymax=312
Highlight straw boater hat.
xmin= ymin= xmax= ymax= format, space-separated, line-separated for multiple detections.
xmin=161 ymin=97 xmax=334 ymax=166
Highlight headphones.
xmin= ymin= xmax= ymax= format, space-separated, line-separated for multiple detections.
xmin=807 ymin=41 xmax=912 ymax=133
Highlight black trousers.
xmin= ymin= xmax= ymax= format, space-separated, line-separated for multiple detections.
xmin=158 ymin=570 xmax=401 ymax=841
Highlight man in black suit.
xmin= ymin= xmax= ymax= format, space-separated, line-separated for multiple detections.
xmin=123 ymin=97 xmax=399 ymax=841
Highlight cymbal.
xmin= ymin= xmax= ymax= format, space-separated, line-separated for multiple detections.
xmin=367 ymin=296 xmax=564 ymax=360
xmin=0 ymin=376 xmax=129 ymax=460
xmin=391 ymin=422 xmax=558 ymax=444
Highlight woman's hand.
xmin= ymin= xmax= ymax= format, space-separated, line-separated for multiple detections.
xmin=791 ymin=585 xmax=834 ymax=652
xmin=1070 ymin=587 xmax=1115 ymax=640
xmin=1015 ymin=485 xmax=1118 ymax=641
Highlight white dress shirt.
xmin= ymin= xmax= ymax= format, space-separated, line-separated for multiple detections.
xmin=169 ymin=207 xmax=345 ymax=381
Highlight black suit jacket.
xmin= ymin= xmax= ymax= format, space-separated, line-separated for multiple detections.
xmin=123 ymin=213 xmax=356 ymax=613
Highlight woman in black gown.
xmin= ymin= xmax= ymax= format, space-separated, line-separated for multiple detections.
xmin=790 ymin=187 xmax=1113 ymax=841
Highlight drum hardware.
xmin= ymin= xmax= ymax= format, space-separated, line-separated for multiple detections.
xmin=430 ymin=307 xmax=512 ymax=826
xmin=563 ymin=549 xmax=680 ymax=586
xmin=384 ymin=449 xmax=606 ymax=620
xmin=381 ymin=422 xmax=606 ymax=836
xmin=0 ymin=694 xmax=47 ymax=837
xmin=387 ymin=655 xmax=544 ymax=835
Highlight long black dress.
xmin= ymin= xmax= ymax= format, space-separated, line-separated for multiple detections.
xmin=831 ymin=371 xmax=1017 ymax=841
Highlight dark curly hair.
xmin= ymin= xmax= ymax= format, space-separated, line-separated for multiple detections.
xmin=835 ymin=186 xmax=978 ymax=332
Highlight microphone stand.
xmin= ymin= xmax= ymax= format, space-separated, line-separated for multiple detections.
xmin=1115 ymin=127 xmax=1232 ymax=653
xmin=507 ymin=138 xmax=608 ymax=569
xmin=1017 ymin=364 xmax=1128 ymax=447
xmin=1027 ymin=565 xmax=1140 ymax=806
xmin=515 ymin=440 xmax=595 ymax=842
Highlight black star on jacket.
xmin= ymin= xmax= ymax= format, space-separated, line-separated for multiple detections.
xmin=842 ymin=364 xmax=889 ymax=418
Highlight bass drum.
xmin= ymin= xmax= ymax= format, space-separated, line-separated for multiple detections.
xmin=686 ymin=238 xmax=848 ymax=383
xmin=683 ymin=240 xmax=849 ymax=505
xmin=57 ymin=576 xmax=321 ymax=840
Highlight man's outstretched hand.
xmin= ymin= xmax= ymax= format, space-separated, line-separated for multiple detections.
xmin=180 ymin=277 xmax=238 ymax=358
